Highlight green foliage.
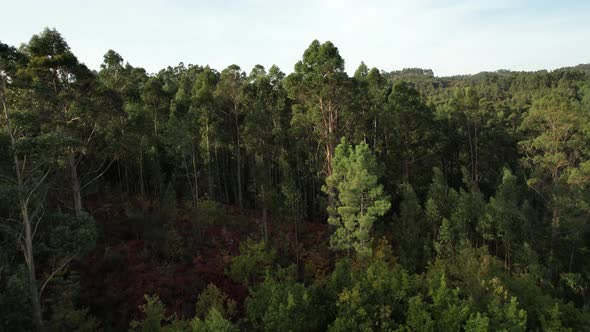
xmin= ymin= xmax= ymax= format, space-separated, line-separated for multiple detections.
xmin=425 ymin=168 xmax=458 ymax=238
xmin=47 ymin=212 xmax=98 ymax=258
xmin=245 ymin=267 xmax=320 ymax=331
xmin=3 ymin=29 xmax=590 ymax=332
xmin=45 ymin=273 xmax=102 ymax=332
xmin=226 ymin=239 xmax=276 ymax=285
xmin=194 ymin=284 xmax=236 ymax=320
xmin=483 ymin=279 xmax=527 ymax=331
xmin=464 ymin=313 xmax=489 ymax=332
xmin=394 ymin=183 xmax=428 ymax=271
xmin=160 ymin=182 xmax=177 ymax=223
xmin=324 ymin=138 xmax=391 ymax=256
xmin=129 ymin=295 xmax=187 ymax=332
xmin=193 ymin=199 xmax=225 ymax=228
xmin=428 ymin=275 xmax=471 ymax=331
xmin=190 ymin=308 xmax=236 ymax=332
xmin=481 ymin=168 xmax=526 ymax=267
xmin=0 ymin=266 xmax=33 ymax=331
xmin=405 ymin=295 xmax=434 ymax=332
xmin=329 ymin=257 xmax=410 ymax=331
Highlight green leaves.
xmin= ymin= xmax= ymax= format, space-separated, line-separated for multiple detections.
xmin=245 ymin=268 xmax=319 ymax=332
xmin=226 ymin=239 xmax=276 ymax=285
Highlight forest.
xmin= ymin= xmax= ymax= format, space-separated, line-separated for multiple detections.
xmin=1 ymin=28 xmax=590 ymax=331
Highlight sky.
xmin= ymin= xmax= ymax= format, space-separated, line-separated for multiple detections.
xmin=2 ymin=0 xmax=589 ymax=77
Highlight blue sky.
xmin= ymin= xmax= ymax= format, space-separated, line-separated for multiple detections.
xmin=2 ymin=0 xmax=589 ymax=76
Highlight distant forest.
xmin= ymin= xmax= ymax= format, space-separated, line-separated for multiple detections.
xmin=1 ymin=28 xmax=590 ymax=331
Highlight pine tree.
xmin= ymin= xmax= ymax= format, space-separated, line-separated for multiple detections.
xmin=323 ymin=138 xmax=390 ymax=256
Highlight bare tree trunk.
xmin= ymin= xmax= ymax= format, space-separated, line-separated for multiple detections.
xmin=261 ymin=184 xmax=268 ymax=243
xmin=373 ymin=116 xmax=377 ymax=149
xmin=474 ymin=122 xmax=479 ymax=186
xmin=467 ymin=124 xmax=475 ymax=185
xmin=294 ymin=214 xmax=300 ymax=266
xmin=569 ymin=239 xmax=576 ymax=273
xmin=191 ymin=144 xmax=199 ymax=205
xmin=69 ymin=151 xmax=82 ymax=216
xmin=403 ymin=159 xmax=410 ymax=181
xmin=235 ymin=107 xmax=243 ymax=208
xmin=551 ymin=207 xmax=560 ymax=276
xmin=140 ymin=138 xmax=144 ymax=198
xmin=117 ymin=161 xmax=124 ymax=202
xmin=221 ymin=150 xmax=230 ymax=204
xmin=205 ymin=116 xmax=214 ymax=199
xmin=23 ymin=205 xmax=43 ymax=331
xmin=153 ymin=104 xmax=158 ymax=136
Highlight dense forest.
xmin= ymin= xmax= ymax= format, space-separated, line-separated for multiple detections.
xmin=1 ymin=28 xmax=590 ymax=331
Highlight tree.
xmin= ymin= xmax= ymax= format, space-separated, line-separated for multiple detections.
xmin=481 ymin=168 xmax=526 ymax=268
xmin=215 ymin=64 xmax=246 ymax=208
xmin=194 ymin=284 xmax=236 ymax=320
xmin=129 ymin=295 xmax=186 ymax=332
xmin=21 ymin=28 xmax=105 ymax=217
xmin=242 ymin=64 xmax=289 ymax=242
xmin=190 ymin=308 xmax=236 ymax=332
xmin=323 ymin=138 xmax=390 ymax=256
xmin=191 ymin=66 xmax=220 ymax=199
xmin=285 ymin=40 xmax=354 ymax=190
xmin=384 ymin=81 xmax=436 ymax=183
xmin=226 ymin=239 xmax=276 ymax=285
xmin=353 ymin=64 xmax=389 ymax=148
xmin=519 ymin=93 xmax=589 ymax=274
xmin=1 ymin=39 xmax=48 ymax=331
xmin=245 ymin=267 xmax=320 ymax=331
xmin=329 ymin=257 xmax=410 ymax=331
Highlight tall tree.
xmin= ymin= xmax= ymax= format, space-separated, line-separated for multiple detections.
xmin=285 ymin=40 xmax=354 ymax=189
xmin=21 ymin=28 xmax=104 ymax=216
xmin=1 ymin=41 xmax=46 ymax=331
xmin=519 ymin=93 xmax=588 ymax=273
xmin=192 ymin=66 xmax=219 ymax=199
xmin=216 ymin=64 xmax=246 ymax=208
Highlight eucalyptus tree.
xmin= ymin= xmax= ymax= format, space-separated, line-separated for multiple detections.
xmin=285 ymin=40 xmax=355 ymax=186
xmin=519 ymin=92 xmax=589 ymax=274
xmin=353 ymin=64 xmax=389 ymax=148
xmin=0 ymin=40 xmax=46 ymax=330
xmin=215 ymin=64 xmax=246 ymax=208
xmin=19 ymin=28 xmax=110 ymax=216
xmin=242 ymin=64 xmax=290 ymax=240
xmin=385 ymin=81 xmax=437 ymax=186
xmin=191 ymin=66 xmax=220 ymax=199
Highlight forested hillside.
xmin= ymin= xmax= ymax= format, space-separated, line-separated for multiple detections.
xmin=1 ymin=28 xmax=590 ymax=331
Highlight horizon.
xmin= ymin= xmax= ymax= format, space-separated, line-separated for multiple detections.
xmin=2 ymin=0 xmax=590 ymax=76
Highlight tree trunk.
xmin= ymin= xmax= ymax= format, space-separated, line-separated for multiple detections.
xmin=2 ymin=82 xmax=44 ymax=330
xmin=23 ymin=205 xmax=43 ymax=331
xmin=153 ymin=104 xmax=158 ymax=136
xmin=191 ymin=147 xmax=199 ymax=205
xmin=569 ymin=239 xmax=576 ymax=273
xmin=205 ymin=116 xmax=214 ymax=199
xmin=69 ymin=151 xmax=82 ymax=216
xmin=234 ymin=108 xmax=243 ymax=208
xmin=139 ymin=137 xmax=146 ymax=212
xmin=261 ymin=184 xmax=268 ymax=243
xmin=294 ymin=216 xmax=300 ymax=266
xmin=551 ymin=207 xmax=560 ymax=277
